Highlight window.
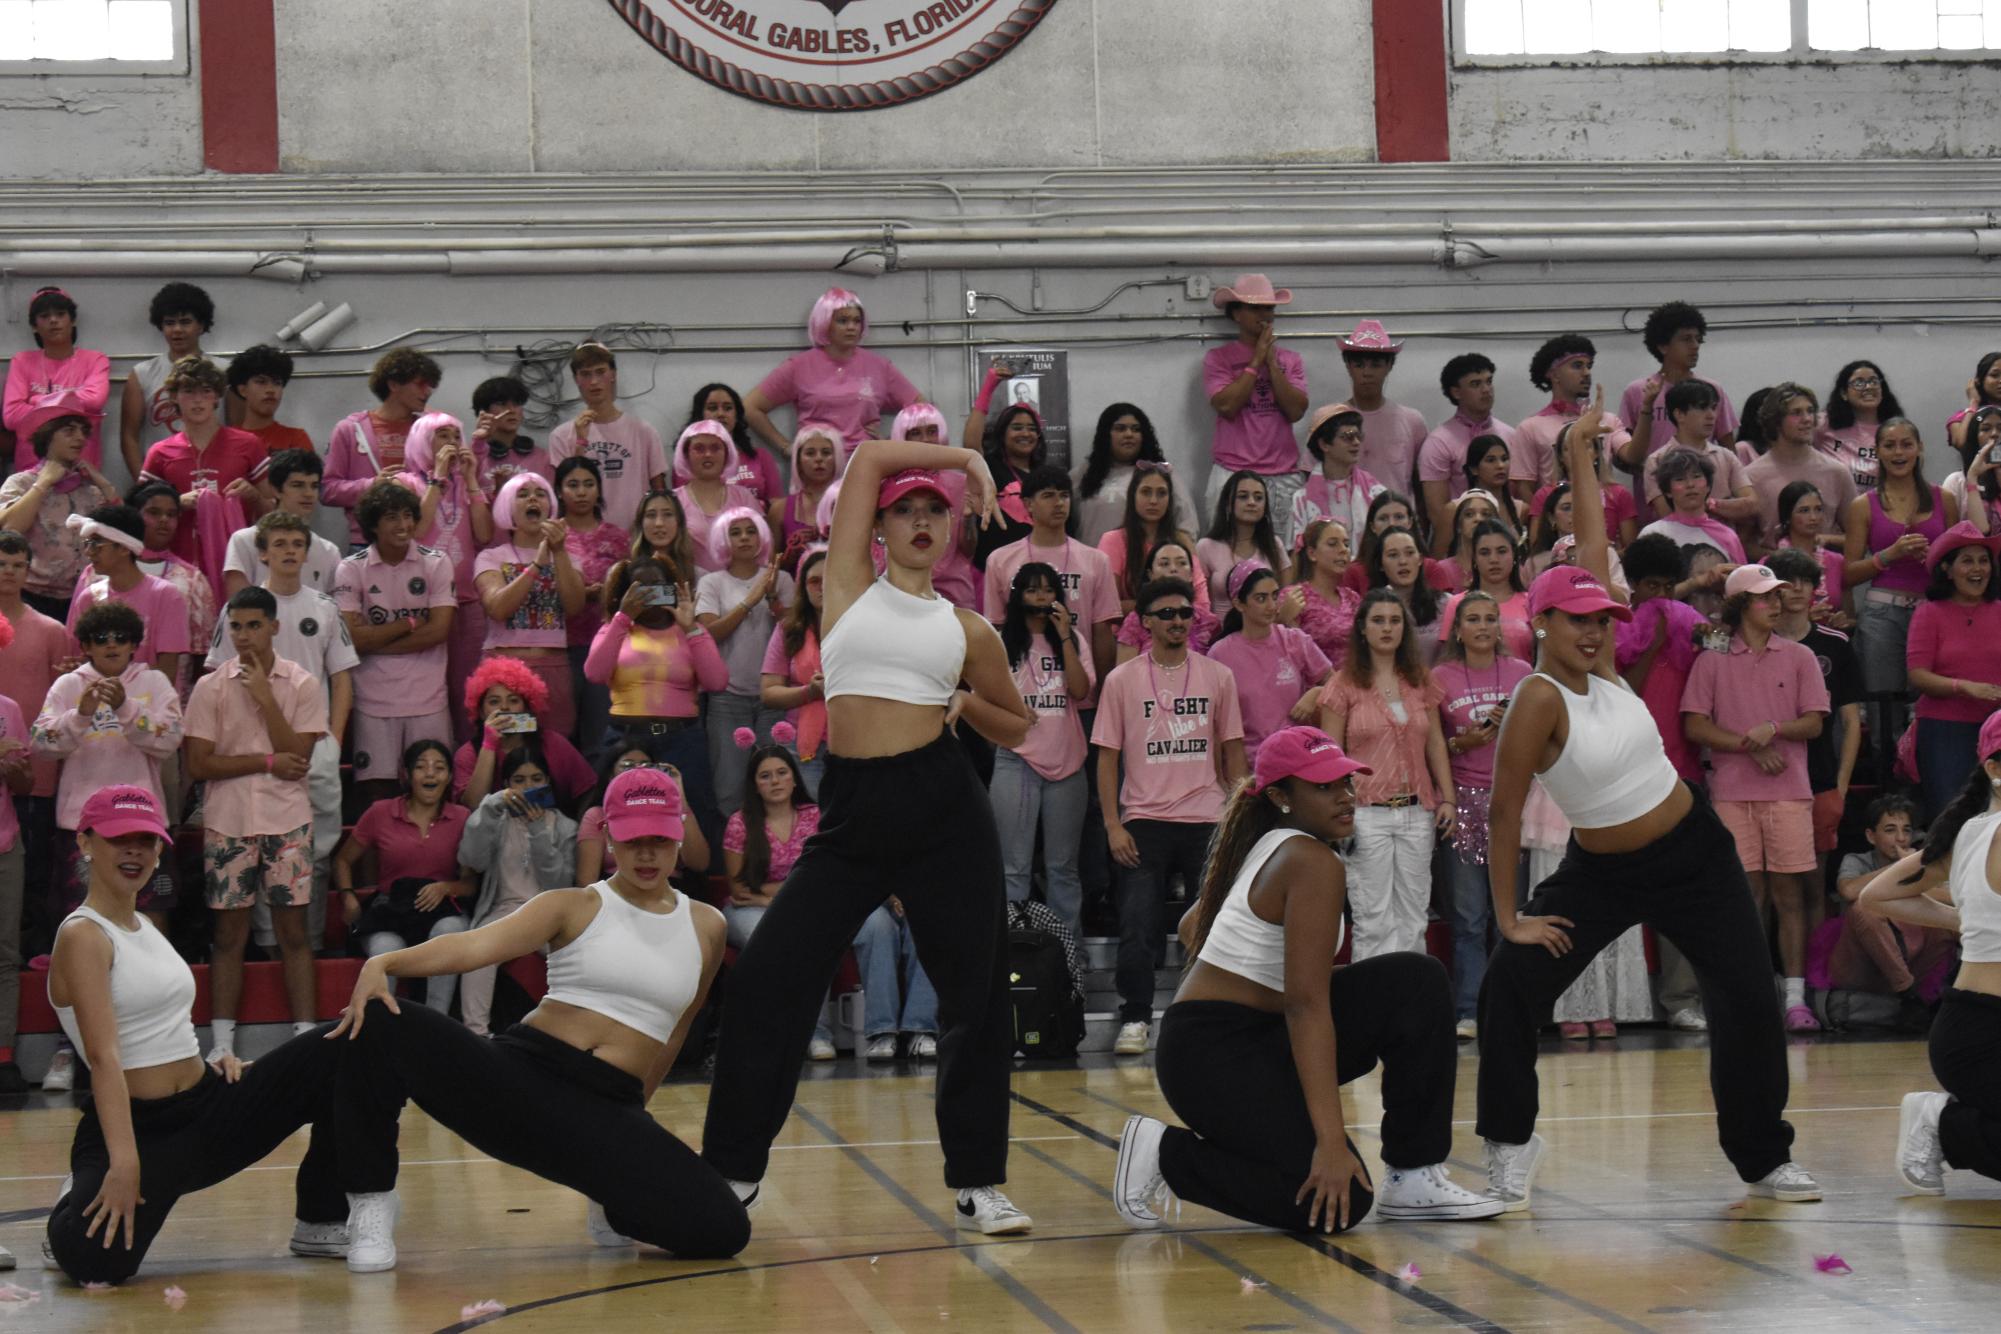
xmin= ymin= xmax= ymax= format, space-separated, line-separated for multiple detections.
xmin=0 ymin=0 xmax=182 ymax=72
xmin=1460 ymin=0 xmax=2001 ymax=60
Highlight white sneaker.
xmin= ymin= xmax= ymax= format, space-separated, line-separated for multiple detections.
xmin=1482 ymin=1133 xmax=1546 ymax=1213
xmin=726 ymin=1178 xmax=762 ymax=1213
xmin=1897 ymin=1092 xmax=1949 ymax=1196
xmin=586 ymin=1200 xmax=634 ymax=1247
xmin=866 ymin=1035 xmax=898 ymax=1061
xmin=1669 ymin=1008 xmax=1709 ymax=1033
xmin=955 ymin=1185 xmax=1032 ymax=1235
xmin=1114 ymin=1021 xmax=1149 ymax=1055
xmin=288 ymin=1219 xmax=349 ymax=1258
xmin=344 ymin=1190 xmax=400 ymax=1272
xmin=910 ymin=1034 xmax=938 ymax=1060
xmin=1376 ymin=1164 xmax=1506 ymax=1221
xmin=1455 ymin=1018 xmax=1478 ymax=1041
xmin=807 ymin=1037 xmax=837 ymax=1061
xmin=1113 ymin=1115 xmax=1178 ymax=1229
xmin=41 ymin=1050 xmax=75 ymax=1092
xmin=1748 ymin=1161 xmax=1822 ymax=1202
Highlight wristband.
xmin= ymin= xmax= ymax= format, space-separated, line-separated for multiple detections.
xmin=264 ymin=753 xmax=276 ymax=773
xmin=482 ymin=724 xmax=504 ymax=752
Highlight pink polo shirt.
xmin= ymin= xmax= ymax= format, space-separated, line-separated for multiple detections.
xmin=183 ymin=656 xmax=329 ymax=837
xmin=1354 ymin=401 xmax=1429 ymax=494
xmin=1093 ymin=652 xmax=1243 ymax=825
xmin=473 ymin=543 xmax=568 ymax=650
xmin=1679 ymin=633 xmax=1829 ymax=802
xmin=139 ymin=428 xmax=270 ymax=565
xmin=0 ymin=602 xmax=70 ymax=797
xmin=1203 ymin=343 xmax=1308 ymax=475
xmin=1433 ymin=657 xmax=1534 ymax=788
xmin=1009 ymin=633 xmax=1095 ymax=782
xmin=1417 ymin=413 xmax=1519 ymax=500
xmin=4 ymin=347 xmax=113 ymax=470
xmin=754 ymin=347 xmax=920 ymax=452
xmin=1206 ymin=625 xmax=1331 ymax=762
xmin=549 ymin=416 xmax=668 ymax=533
xmin=1512 ymin=401 xmax=1632 ymax=486
xmin=982 ymin=535 xmax=1121 ymax=628
xmin=1619 ymin=376 xmax=1739 ymax=452
xmin=332 ymin=543 xmax=457 ymax=717
xmin=67 ymin=572 xmax=191 ymax=667
xmin=350 ymin=796 xmax=472 ymax=888
xmin=1908 ymin=599 xmax=2001 ymax=725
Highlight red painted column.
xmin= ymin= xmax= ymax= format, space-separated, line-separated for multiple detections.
xmin=1372 ymin=0 xmax=1450 ymax=163
xmin=199 ymin=0 xmax=280 ymax=174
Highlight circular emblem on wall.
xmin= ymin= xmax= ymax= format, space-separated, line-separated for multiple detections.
xmin=607 ymin=0 xmax=1059 ymax=111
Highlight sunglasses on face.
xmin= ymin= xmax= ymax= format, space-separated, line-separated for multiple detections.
xmin=487 ymin=438 xmax=536 ymax=459
xmin=85 ymin=631 xmax=137 ymax=646
xmin=1146 ymin=606 xmax=1196 ymax=621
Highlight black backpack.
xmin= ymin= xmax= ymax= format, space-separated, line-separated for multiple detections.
xmin=1006 ymin=901 xmax=1086 ymax=1060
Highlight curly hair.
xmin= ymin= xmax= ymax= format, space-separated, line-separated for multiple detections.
xmin=148 ymin=282 xmax=213 ymax=333
xmin=227 ymin=343 xmax=294 ymax=390
xmin=356 ymin=477 xmax=421 ymax=544
xmin=1528 ymin=334 xmax=1595 ymax=393
xmin=464 ymin=655 xmax=550 ymax=725
xmin=1641 ymin=301 xmax=1706 ymax=361
xmin=367 ymin=347 xmax=443 ymax=402
xmin=162 ymin=355 xmax=226 ymax=398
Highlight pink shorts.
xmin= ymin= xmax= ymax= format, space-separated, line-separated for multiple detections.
xmin=351 ymin=708 xmax=454 ymax=782
xmin=204 ymin=823 xmax=313 ymax=910
xmin=1713 ymin=798 xmax=1817 ymax=874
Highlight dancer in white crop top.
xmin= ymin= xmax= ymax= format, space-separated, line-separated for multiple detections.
xmin=332 ymin=766 xmax=748 ymax=1265
xmin=1476 ymin=394 xmax=1818 ymax=1213
xmin=1109 ymin=725 xmax=1501 ymax=1235
xmin=1861 ymin=710 xmax=2001 ymax=1195
xmin=44 ymin=785 xmax=362 ymax=1287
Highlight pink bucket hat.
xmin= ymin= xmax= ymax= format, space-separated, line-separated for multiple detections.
xmin=78 ymin=785 xmax=171 ymax=841
xmin=1528 ymin=565 xmax=1632 ymax=622
xmin=1212 ymin=274 xmax=1292 ymax=309
xmin=603 ymin=768 xmax=686 ymax=842
xmin=1338 ymin=319 xmax=1405 ymax=354
xmin=1249 ymin=726 xmax=1371 ymax=794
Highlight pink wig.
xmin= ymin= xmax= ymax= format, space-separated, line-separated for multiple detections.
xmin=707 ymin=504 xmax=772 ymax=568
xmin=672 ymin=420 xmax=741 ymax=486
xmin=893 ymin=402 xmax=950 ymax=445
xmin=493 ymin=471 xmax=554 ymax=533
xmin=402 ymin=412 xmax=464 ymax=476
xmin=789 ymin=422 xmax=846 ymax=494
xmin=815 ymin=479 xmax=842 ymax=533
xmin=463 ymin=654 xmax=549 ymax=723
xmin=807 ymin=287 xmax=866 ymax=349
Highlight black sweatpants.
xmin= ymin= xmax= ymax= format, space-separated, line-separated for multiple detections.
xmin=1476 ymin=788 xmax=1795 ymax=1182
xmin=47 ymin=1028 xmax=346 ymax=1285
xmin=1930 ymin=988 xmax=2001 ymax=1180
xmin=702 ymin=731 xmax=1013 ymax=1189
xmin=335 ymin=1001 xmax=747 ymax=1258
xmin=1152 ymin=952 xmax=1458 ymax=1233
xmin=1116 ymin=819 xmax=1215 ymax=1022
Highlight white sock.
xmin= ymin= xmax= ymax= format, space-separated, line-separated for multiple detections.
xmin=293 ymin=1021 xmax=317 ymax=1037
xmin=727 ymin=1179 xmax=758 ymax=1203
xmin=1784 ymin=977 xmax=1805 ymax=1008
xmin=210 ymin=1019 xmax=237 ymax=1053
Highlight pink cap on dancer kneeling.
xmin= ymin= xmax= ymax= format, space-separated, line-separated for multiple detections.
xmin=78 ymin=785 xmax=171 ymax=841
xmin=1980 ymin=710 xmax=2001 ymax=762
xmin=1249 ymin=726 xmax=1371 ymax=794
xmin=1527 ymin=565 xmax=1632 ymax=623
xmin=603 ymin=769 xmax=686 ymax=842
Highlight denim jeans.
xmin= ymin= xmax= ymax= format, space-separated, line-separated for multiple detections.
xmin=987 ymin=748 xmax=1088 ymax=933
xmin=855 ymin=904 xmax=939 ymax=1037
xmin=1115 ymin=819 xmax=1215 ymax=1022
xmin=707 ymin=691 xmax=786 ymax=819
xmin=1447 ymin=844 xmax=1502 ymax=1022
xmin=1857 ymin=592 xmax=1916 ymax=746
xmin=363 ymin=916 xmax=467 ymax=1013
xmin=1917 ymin=716 xmax=1986 ymax=823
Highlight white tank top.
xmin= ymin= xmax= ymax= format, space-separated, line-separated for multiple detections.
xmin=823 ymin=577 xmax=966 ymax=707
xmin=1196 ymin=828 xmax=1342 ymax=992
xmin=1949 ymin=810 xmax=2001 ymax=965
xmin=1531 ymin=672 xmax=1680 ymax=830
xmin=53 ymin=906 xmax=201 ymax=1071
xmin=542 ymin=881 xmax=703 ymax=1043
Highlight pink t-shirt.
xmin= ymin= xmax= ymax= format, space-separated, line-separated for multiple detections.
xmin=4 ymin=347 xmax=113 ymax=470
xmin=754 ymin=347 xmax=920 ymax=451
xmin=1317 ymin=674 xmax=1445 ymax=808
xmin=1679 ymin=634 xmax=1829 ymax=802
xmin=182 ymin=657 xmax=329 ymax=836
xmin=1095 ymin=529 xmax=1212 ymax=607
xmin=1745 ymin=448 xmax=1859 ymax=551
xmin=982 ymin=535 xmax=1121 ymax=628
xmin=1512 ymin=402 xmax=1632 ymax=486
xmin=412 ymin=475 xmax=486 ymax=603
xmin=351 ymin=796 xmax=472 ymax=887
xmin=1354 ymin=401 xmax=1429 ymax=495
xmin=585 ymin=614 xmax=729 ymax=719
xmin=139 ymin=428 xmax=270 ymax=566
xmin=1009 ymin=631 xmax=1095 ymax=782
xmin=1817 ymin=419 xmax=1880 ymax=490
xmin=1433 ymin=657 xmax=1533 ymax=788
xmin=549 ymin=415 xmax=668 ymax=533
xmin=1614 ymin=597 xmax=1707 ymax=783
xmin=1205 ymin=625 xmax=1331 ymax=763
xmin=451 ymin=733 xmax=596 ymax=804
xmin=675 ymin=483 xmax=761 ymax=576
xmin=1533 ymin=481 xmax=1636 ymax=545
xmin=473 ymin=543 xmax=568 ymax=650
xmin=1203 ymin=342 xmax=1307 ymax=475
xmin=1619 ymin=376 xmax=1739 ymax=451
xmin=1092 ymin=652 xmax=1243 ymax=825
xmin=332 ymin=544 xmax=458 ymax=716
xmin=0 ymin=603 xmax=70 ymax=797
xmin=1908 ymin=599 xmax=2001 ymax=725
xmin=1417 ymin=413 xmax=1519 ymax=501
xmin=723 ymin=803 xmax=823 ymax=883
xmin=67 ymin=572 xmax=191 ymax=667
xmin=725 ymin=445 xmax=784 ymax=502
xmin=477 ymin=442 xmax=555 ymax=498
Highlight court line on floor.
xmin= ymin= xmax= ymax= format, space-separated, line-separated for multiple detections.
xmin=790 ymin=1104 xmax=1080 ymax=1334
xmin=1012 ymin=1091 xmax=1513 ymax=1334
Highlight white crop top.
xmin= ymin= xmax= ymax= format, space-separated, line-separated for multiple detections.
xmin=53 ymin=906 xmax=201 ymax=1072
xmin=1196 ymin=828 xmax=1342 ymax=992
xmin=1531 ymin=672 xmax=1681 ymax=830
xmin=543 ymin=882 xmax=702 ymax=1043
xmin=823 ymin=578 xmax=966 ymax=707
xmin=1949 ymin=810 xmax=2001 ymax=965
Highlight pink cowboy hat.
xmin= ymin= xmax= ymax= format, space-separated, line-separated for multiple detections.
xmin=1338 ymin=319 xmax=1405 ymax=354
xmin=1211 ymin=274 xmax=1292 ymax=309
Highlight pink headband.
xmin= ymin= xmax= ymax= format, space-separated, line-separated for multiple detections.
xmin=66 ymin=514 xmax=145 ymax=557
xmin=1226 ymin=558 xmax=1274 ymax=603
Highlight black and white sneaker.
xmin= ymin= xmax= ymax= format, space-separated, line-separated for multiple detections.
xmin=955 ymin=1186 xmax=1032 ymax=1235
xmin=288 ymin=1219 xmax=349 ymax=1258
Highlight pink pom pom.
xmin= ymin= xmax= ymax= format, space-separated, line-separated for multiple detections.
xmin=732 ymin=727 xmax=757 ymax=751
xmin=771 ymin=720 xmax=797 ymax=745
xmin=1395 ymin=1263 xmax=1422 ymax=1284
xmin=163 ymin=1285 xmax=188 ymax=1310
xmin=1814 ymin=1253 xmax=1852 ymax=1275
xmin=461 ymin=1299 xmax=508 ymax=1322
xmin=0 ymin=1283 xmax=40 ymax=1303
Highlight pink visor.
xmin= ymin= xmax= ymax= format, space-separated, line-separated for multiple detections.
xmin=1250 ymin=726 xmax=1372 ymax=794
xmin=877 ymin=468 xmax=950 ymax=509
xmin=603 ymin=769 xmax=686 ymax=842
xmin=1528 ymin=565 xmax=1632 ymax=623
xmin=78 ymin=785 xmax=171 ymax=841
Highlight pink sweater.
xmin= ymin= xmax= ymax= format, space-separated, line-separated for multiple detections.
xmin=31 ymin=662 xmax=183 ymax=829
xmin=584 ymin=613 xmax=729 ymax=719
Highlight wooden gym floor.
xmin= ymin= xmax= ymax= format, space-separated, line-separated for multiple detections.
xmin=0 ymin=1031 xmax=1993 ymax=1332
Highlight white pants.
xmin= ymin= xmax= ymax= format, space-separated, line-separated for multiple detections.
xmin=1347 ymin=804 xmax=1436 ymax=959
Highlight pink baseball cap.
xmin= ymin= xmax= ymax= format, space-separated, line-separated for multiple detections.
xmin=78 ymin=785 xmax=170 ymax=841
xmin=1250 ymin=727 xmax=1372 ymax=794
xmin=1980 ymin=710 xmax=2001 ymax=762
xmin=876 ymin=468 xmax=951 ymax=509
xmin=1723 ymin=563 xmax=1784 ymax=598
xmin=603 ymin=768 xmax=686 ymax=842
xmin=1528 ymin=565 xmax=1632 ymax=622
